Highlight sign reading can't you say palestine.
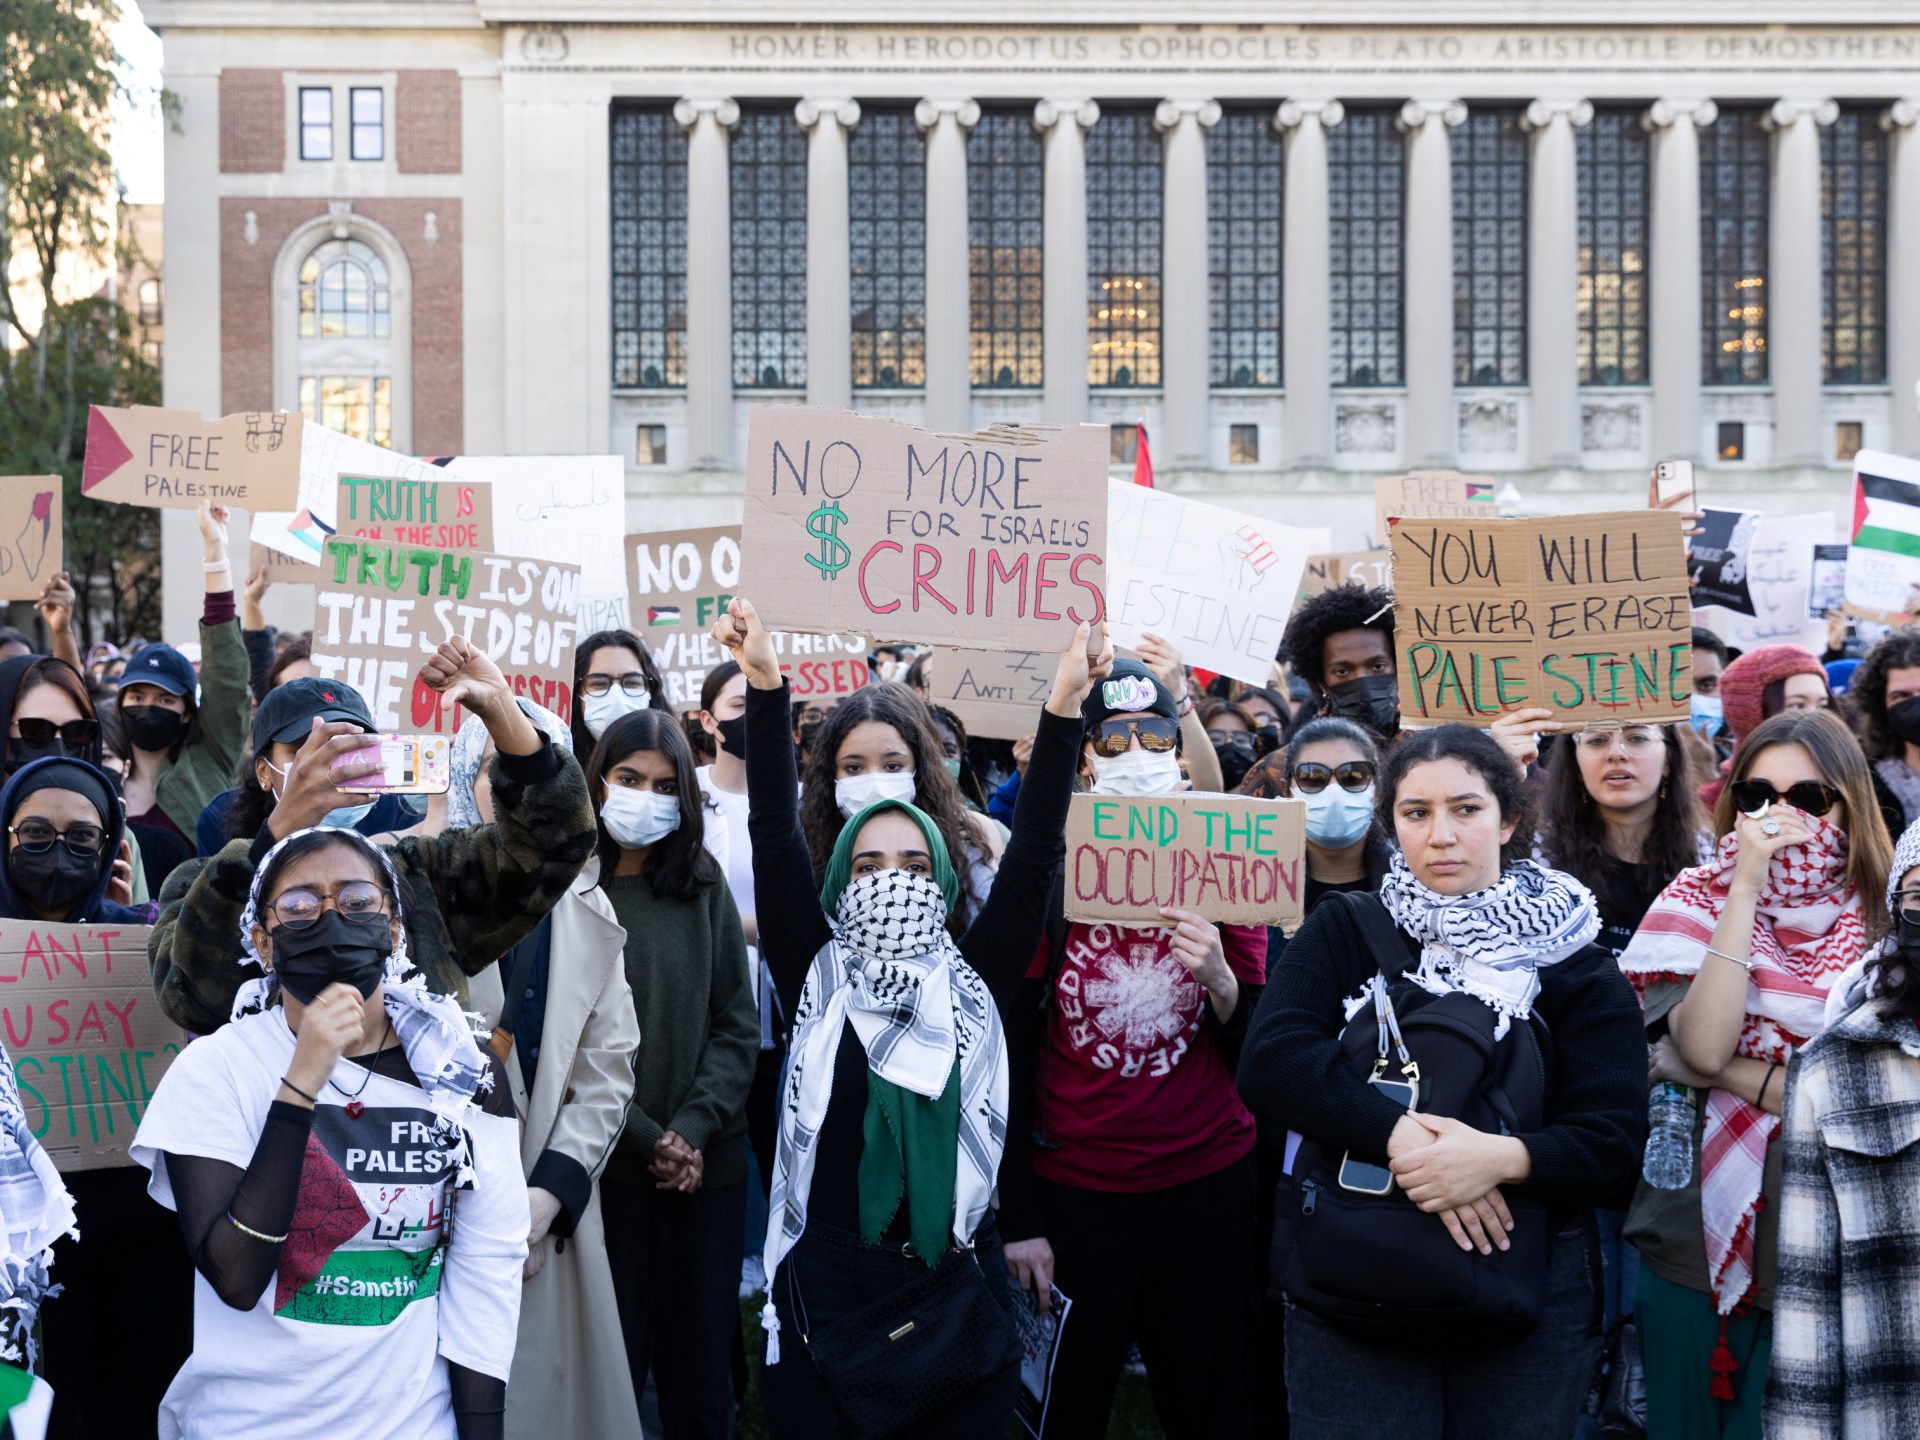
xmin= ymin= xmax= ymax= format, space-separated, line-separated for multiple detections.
xmin=1064 ymin=794 xmax=1307 ymax=930
xmin=0 ymin=923 xmax=183 ymax=1172
xmin=1389 ymin=510 xmax=1692 ymax=726
xmin=742 ymin=405 xmax=1109 ymax=651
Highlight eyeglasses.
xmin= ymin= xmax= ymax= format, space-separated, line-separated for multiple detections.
xmin=266 ymin=880 xmax=391 ymax=929
xmin=12 ymin=718 xmax=100 ymax=748
xmin=1893 ymin=889 xmax=1920 ymax=925
xmin=8 ymin=819 xmax=105 ymax=857
xmin=1573 ymin=726 xmax=1663 ymax=753
xmin=1730 ymin=778 xmax=1843 ymax=818
xmin=1289 ymin=760 xmax=1377 ymax=795
xmin=1089 ymin=716 xmax=1179 ymax=759
xmin=580 ymin=672 xmax=649 ymax=698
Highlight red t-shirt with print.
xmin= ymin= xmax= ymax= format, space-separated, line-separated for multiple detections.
xmin=1025 ymin=919 xmax=1267 ymax=1193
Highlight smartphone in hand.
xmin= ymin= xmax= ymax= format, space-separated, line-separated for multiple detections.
xmin=330 ymin=736 xmax=452 ymax=794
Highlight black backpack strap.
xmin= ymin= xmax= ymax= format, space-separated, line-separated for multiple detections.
xmin=1328 ymin=890 xmax=1416 ymax=983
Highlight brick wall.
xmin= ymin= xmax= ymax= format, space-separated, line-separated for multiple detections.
xmin=220 ymin=71 xmax=285 ymax=172
xmin=221 ymin=198 xmax=465 ymax=453
xmin=396 ymin=71 xmax=462 ymax=174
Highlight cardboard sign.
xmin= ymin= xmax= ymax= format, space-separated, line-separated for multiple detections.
xmin=779 ymin=634 xmax=872 ymax=705
xmin=1845 ymin=449 xmax=1920 ymax=624
xmin=742 ymin=405 xmax=1108 ymax=652
xmin=1809 ymin=542 xmax=1849 ymax=620
xmin=1299 ymin=550 xmax=1392 ymax=603
xmin=1694 ymin=513 xmax=1835 ymax=655
xmin=1106 ymin=483 xmax=1313 ymax=686
xmin=930 ymin=648 xmax=1054 ymax=740
xmin=1373 ymin=470 xmax=1499 ymax=544
xmin=632 ymin=525 xmax=740 ymax=706
xmin=1390 ymin=510 xmax=1692 ymax=726
xmin=0 ymin=922 xmax=183 ymax=1171
xmin=82 ymin=405 xmax=302 ymax=511
xmin=253 ymin=426 xmax=466 ymax=564
xmin=1687 ymin=509 xmax=1760 ymax=615
xmin=336 ymin=475 xmax=493 ymax=552
xmin=1063 ymin=793 xmax=1307 ymax=929
xmin=252 ymin=539 xmax=323 ymax=585
xmin=0 ymin=479 xmax=63 ymax=601
xmin=310 ymin=537 xmax=583 ymax=731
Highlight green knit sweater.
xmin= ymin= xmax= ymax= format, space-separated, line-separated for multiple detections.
xmin=601 ymin=870 xmax=758 ymax=1191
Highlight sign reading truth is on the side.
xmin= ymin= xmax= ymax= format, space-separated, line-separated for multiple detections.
xmin=742 ymin=405 xmax=1108 ymax=652
xmin=1390 ymin=510 xmax=1692 ymax=726
xmin=336 ymin=475 xmax=493 ymax=552
xmin=1064 ymin=793 xmax=1306 ymax=930
xmin=0 ymin=922 xmax=183 ymax=1172
xmin=82 ymin=404 xmax=303 ymax=511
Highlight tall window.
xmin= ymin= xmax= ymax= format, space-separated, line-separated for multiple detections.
xmin=968 ymin=110 xmax=1044 ymax=388
xmin=349 ymin=88 xmax=384 ymax=162
xmin=137 ymin=278 xmax=162 ymax=327
xmin=731 ymin=108 xmax=808 ymax=389
xmin=611 ymin=106 xmax=688 ymax=388
xmin=1576 ymin=109 xmax=1649 ymax=386
xmin=1822 ymin=107 xmax=1887 ymax=385
xmin=850 ymin=109 xmax=926 ymax=389
xmin=1086 ymin=111 xmax=1162 ymax=387
xmin=1701 ymin=106 xmax=1770 ymax=384
xmin=1453 ymin=107 xmax=1528 ymax=386
xmin=298 ymin=239 xmax=389 ymax=339
xmin=299 ymin=88 xmax=333 ymax=161
xmin=1207 ymin=109 xmax=1283 ymax=388
xmin=1328 ymin=108 xmax=1403 ymax=387
xmin=300 ymin=376 xmax=392 ymax=448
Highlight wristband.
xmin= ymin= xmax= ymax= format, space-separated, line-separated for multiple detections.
xmin=1176 ymin=693 xmax=1195 ymax=718
xmin=1705 ymin=946 xmax=1752 ymax=971
xmin=204 ymin=559 xmax=233 ymax=572
xmin=1758 ymin=1062 xmax=1780 ymax=1110
xmin=279 ymin=1076 xmax=319 ymax=1104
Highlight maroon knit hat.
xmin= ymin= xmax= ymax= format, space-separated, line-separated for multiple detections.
xmin=1717 ymin=644 xmax=1827 ymax=743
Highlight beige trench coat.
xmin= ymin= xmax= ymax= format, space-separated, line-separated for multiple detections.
xmin=479 ymin=866 xmax=645 ymax=1440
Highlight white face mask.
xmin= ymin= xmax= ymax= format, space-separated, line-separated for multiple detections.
xmin=601 ymin=786 xmax=681 ymax=849
xmin=836 ymin=770 xmax=917 ymax=818
xmin=1088 ymin=748 xmax=1183 ymax=797
xmin=1302 ymin=785 xmax=1375 ymax=849
xmin=582 ymin=686 xmax=650 ymax=739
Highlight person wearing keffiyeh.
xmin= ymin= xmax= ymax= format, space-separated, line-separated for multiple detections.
xmin=1618 ymin=707 xmax=1890 ymax=1438
xmin=712 ymin=596 xmax=1108 ymax=1440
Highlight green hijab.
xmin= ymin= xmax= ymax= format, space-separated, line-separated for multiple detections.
xmin=824 ymin=798 xmax=963 ymax=1263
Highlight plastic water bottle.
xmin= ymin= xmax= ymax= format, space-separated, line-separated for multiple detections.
xmin=1643 ymin=1081 xmax=1694 ymax=1190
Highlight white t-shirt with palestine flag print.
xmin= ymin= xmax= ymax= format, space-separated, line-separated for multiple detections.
xmin=131 ymin=1009 xmax=526 ymax=1440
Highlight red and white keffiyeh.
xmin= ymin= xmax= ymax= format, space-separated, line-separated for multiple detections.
xmin=1618 ymin=811 xmax=1868 ymax=1313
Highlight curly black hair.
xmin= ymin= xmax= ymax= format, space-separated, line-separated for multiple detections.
xmin=1849 ymin=629 xmax=1920 ymax=760
xmin=1277 ymin=581 xmax=1395 ymax=697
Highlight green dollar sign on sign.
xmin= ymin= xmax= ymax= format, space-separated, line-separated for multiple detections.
xmin=804 ymin=501 xmax=851 ymax=579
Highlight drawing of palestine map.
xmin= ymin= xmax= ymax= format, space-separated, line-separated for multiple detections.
xmin=275 ymin=1103 xmax=460 ymax=1324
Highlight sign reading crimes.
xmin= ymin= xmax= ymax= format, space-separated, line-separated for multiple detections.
xmin=742 ymin=405 xmax=1108 ymax=651
xmin=1389 ymin=510 xmax=1691 ymax=726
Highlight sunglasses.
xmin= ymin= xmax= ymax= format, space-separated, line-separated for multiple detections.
xmin=1730 ymin=778 xmax=1843 ymax=818
xmin=8 ymin=819 xmax=105 ymax=857
xmin=1088 ymin=716 xmax=1179 ymax=759
xmin=12 ymin=718 xmax=100 ymax=748
xmin=1289 ymin=760 xmax=1377 ymax=795
xmin=266 ymin=880 xmax=391 ymax=930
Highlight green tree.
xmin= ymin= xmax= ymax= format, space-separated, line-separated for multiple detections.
xmin=0 ymin=0 xmax=165 ymax=645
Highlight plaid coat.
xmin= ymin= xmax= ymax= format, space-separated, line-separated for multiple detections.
xmin=1765 ymin=991 xmax=1920 ymax=1439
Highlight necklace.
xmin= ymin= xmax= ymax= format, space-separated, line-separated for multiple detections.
xmin=327 ymin=1014 xmax=394 ymax=1119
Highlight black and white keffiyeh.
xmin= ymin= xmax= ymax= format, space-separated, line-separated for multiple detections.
xmin=1379 ymin=851 xmax=1601 ymax=1037
xmin=759 ymin=870 xmax=1008 ymax=1364
xmin=0 ymin=1044 xmax=73 ymax=1368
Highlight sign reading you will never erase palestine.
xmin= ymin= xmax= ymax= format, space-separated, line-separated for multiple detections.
xmin=1389 ymin=510 xmax=1692 ymax=726
xmin=742 ymin=405 xmax=1108 ymax=651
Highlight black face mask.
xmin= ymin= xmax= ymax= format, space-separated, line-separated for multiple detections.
xmin=1324 ymin=674 xmax=1400 ymax=739
xmin=796 ymin=719 xmax=824 ymax=759
xmin=1889 ymin=695 xmax=1920 ymax=748
xmin=1212 ymin=732 xmax=1257 ymax=790
xmin=7 ymin=845 xmax=100 ymax=912
xmin=123 ymin=705 xmax=185 ymax=753
xmin=1253 ymin=722 xmax=1285 ymax=759
xmin=716 ymin=714 xmax=748 ymax=760
xmin=6 ymin=736 xmax=71 ymax=771
xmin=269 ymin=910 xmax=392 ymax=1003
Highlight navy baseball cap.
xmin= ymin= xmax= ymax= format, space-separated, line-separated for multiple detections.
xmin=252 ymin=677 xmax=376 ymax=745
xmin=121 ymin=644 xmax=198 ymax=700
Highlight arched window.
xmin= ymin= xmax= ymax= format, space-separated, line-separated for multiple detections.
xmin=279 ymin=224 xmax=407 ymax=450
xmin=298 ymin=239 xmax=391 ymax=340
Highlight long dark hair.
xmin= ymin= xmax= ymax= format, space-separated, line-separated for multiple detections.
xmin=1377 ymin=724 xmax=1532 ymax=868
xmin=798 ymin=682 xmax=980 ymax=936
xmin=1537 ymin=724 xmax=1703 ymax=897
xmin=1851 ymin=629 xmax=1920 ymax=761
xmin=586 ymin=708 xmax=719 ymax=902
xmin=569 ymin=629 xmax=672 ymax=757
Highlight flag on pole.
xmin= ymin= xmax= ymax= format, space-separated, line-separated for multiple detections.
xmin=1132 ymin=419 xmax=1154 ymax=489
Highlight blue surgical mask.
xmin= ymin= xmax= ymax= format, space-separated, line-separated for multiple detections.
xmin=319 ymin=798 xmax=377 ymax=831
xmin=1303 ymin=785 xmax=1375 ymax=849
xmin=1690 ymin=694 xmax=1725 ymax=737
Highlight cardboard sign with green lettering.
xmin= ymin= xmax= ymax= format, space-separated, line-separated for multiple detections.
xmin=1064 ymin=793 xmax=1306 ymax=930
xmin=1390 ymin=510 xmax=1691 ymax=726
xmin=0 ymin=922 xmax=183 ymax=1171
xmin=336 ymin=474 xmax=493 ymax=552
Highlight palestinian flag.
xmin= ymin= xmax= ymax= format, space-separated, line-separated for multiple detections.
xmin=1463 ymin=481 xmax=1496 ymax=504
xmin=1852 ymin=464 xmax=1920 ymax=561
xmin=647 ymin=607 xmax=681 ymax=626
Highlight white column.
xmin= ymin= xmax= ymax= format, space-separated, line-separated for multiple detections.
xmin=1155 ymin=99 xmax=1222 ymax=468
xmin=1524 ymin=99 xmax=1593 ymax=469
xmin=1277 ymin=100 xmax=1343 ymax=468
xmin=1035 ymin=99 xmax=1099 ymax=426
xmin=675 ymin=97 xmax=739 ymax=469
xmin=916 ymin=98 xmax=980 ymax=433
xmin=1766 ymin=97 xmax=1840 ymax=466
xmin=797 ymin=99 xmax=859 ymax=410
xmin=1887 ymin=100 xmax=1920 ymax=458
xmin=1643 ymin=99 xmax=1716 ymax=461
xmin=1399 ymin=99 xmax=1468 ymax=465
